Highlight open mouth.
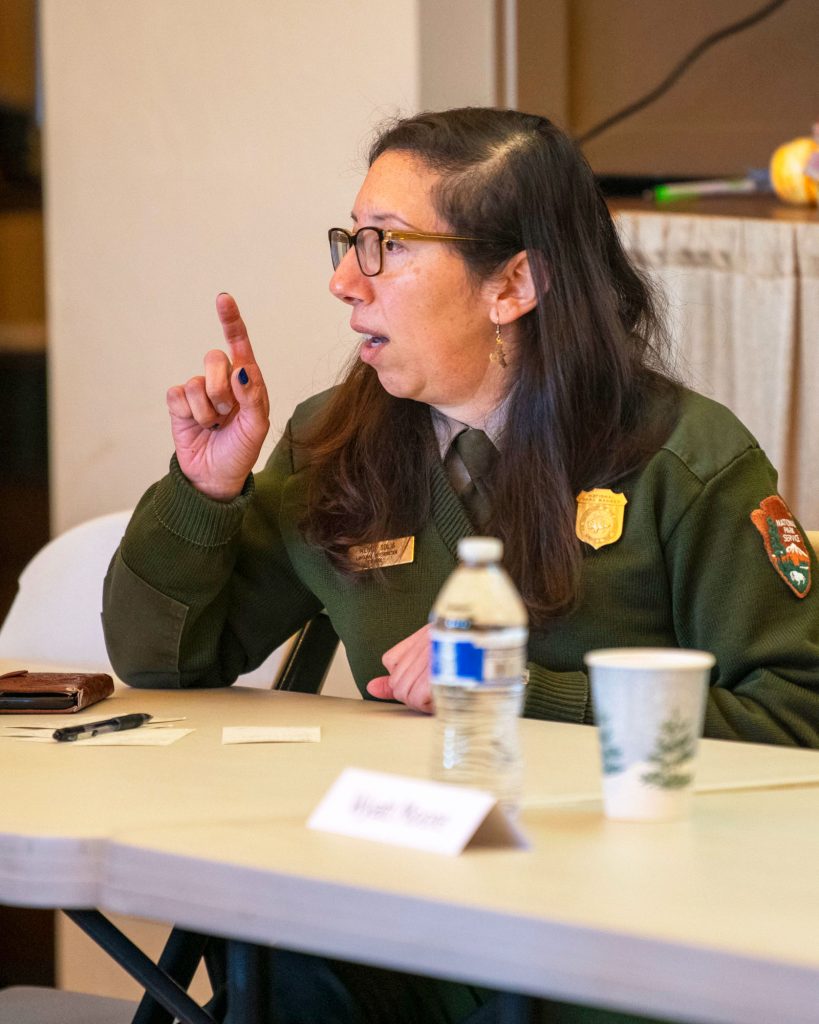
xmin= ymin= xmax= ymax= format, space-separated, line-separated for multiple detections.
xmin=359 ymin=334 xmax=389 ymax=364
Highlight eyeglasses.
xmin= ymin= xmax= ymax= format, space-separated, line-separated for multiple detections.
xmin=328 ymin=226 xmax=484 ymax=277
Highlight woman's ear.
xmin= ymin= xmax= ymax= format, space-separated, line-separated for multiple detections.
xmin=489 ymin=250 xmax=545 ymax=325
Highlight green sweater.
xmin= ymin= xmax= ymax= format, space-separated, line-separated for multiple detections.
xmin=103 ymin=389 xmax=819 ymax=746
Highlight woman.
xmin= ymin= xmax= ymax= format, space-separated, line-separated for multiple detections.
xmin=102 ymin=106 xmax=818 ymax=1024
xmin=104 ymin=107 xmax=819 ymax=749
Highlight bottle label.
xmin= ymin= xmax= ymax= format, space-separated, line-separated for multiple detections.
xmin=431 ymin=636 xmax=526 ymax=686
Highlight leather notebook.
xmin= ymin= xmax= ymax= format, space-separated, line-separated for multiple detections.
xmin=0 ymin=670 xmax=115 ymax=713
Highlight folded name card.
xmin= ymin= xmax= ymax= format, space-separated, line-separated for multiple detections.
xmin=308 ymin=767 xmax=527 ymax=856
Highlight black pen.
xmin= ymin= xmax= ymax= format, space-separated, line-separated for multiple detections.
xmin=53 ymin=713 xmax=153 ymax=742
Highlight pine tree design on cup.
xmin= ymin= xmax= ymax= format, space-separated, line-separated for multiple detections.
xmin=640 ymin=710 xmax=697 ymax=790
xmin=585 ymin=648 xmax=713 ymax=821
xmin=596 ymin=713 xmax=625 ymax=776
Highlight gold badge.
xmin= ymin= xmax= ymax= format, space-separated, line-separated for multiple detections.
xmin=576 ymin=489 xmax=627 ymax=549
xmin=349 ymin=536 xmax=415 ymax=571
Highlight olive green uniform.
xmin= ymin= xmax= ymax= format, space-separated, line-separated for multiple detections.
xmin=104 ymin=389 xmax=819 ymax=747
xmin=102 ymin=388 xmax=819 ymax=1022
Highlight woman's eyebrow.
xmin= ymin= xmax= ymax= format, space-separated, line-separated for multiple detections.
xmin=350 ymin=210 xmax=416 ymax=229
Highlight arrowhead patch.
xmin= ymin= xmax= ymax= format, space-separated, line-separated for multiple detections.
xmin=750 ymin=496 xmax=811 ymax=598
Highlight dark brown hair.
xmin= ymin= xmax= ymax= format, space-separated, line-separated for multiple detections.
xmin=299 ymin=108 xmax=679 ymax=623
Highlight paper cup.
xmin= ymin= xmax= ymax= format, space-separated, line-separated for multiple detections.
xmin=585 ymin=648 xmax=714 ymax=822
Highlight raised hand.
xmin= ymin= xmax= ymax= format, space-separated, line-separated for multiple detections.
xmin=166 ymin=293 xmax=270 ymax=500
xmin=367 ymin=623 xmax=434 ymax=713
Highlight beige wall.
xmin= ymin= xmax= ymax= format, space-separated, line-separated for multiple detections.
xmin=42 ymin=0 xmax=494 ymax=534
xmin=419 ymin=0 xmax=496 ymax=110
xmin=42 ymin=0 xmax=418 ymax=531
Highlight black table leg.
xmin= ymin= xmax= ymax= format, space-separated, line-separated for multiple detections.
xmin=133 ymin=926 xmax=212 ymax=1024
xmin=63 ymin=910 xmax=216 ymax=1024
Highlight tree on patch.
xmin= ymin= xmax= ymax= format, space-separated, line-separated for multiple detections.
xmin=766 ymin=517 xmax=786 ymax=561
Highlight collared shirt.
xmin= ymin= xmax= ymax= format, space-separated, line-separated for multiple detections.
xmin=430 ymin=394 xmax=511 ymax=493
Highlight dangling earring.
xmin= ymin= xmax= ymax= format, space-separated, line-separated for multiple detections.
xmin=489 ymin=317 xmax=508 ymax=368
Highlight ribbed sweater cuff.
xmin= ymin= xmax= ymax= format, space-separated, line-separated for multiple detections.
xmin=524 ymin=662 xmax=590 ymax=724
xmin=150 ymin=455 xmax=256 ymax=547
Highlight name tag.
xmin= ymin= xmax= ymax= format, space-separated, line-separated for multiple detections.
xmin=348 ymin=536 xmax=415 ymax=571
xmin=307 ymin=767 xmax=527 ymax=856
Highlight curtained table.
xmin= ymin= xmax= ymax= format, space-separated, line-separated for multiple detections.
xmin=612 ymin=196 xmax=819 ymax=529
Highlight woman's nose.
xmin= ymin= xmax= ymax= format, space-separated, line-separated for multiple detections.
xmin=329 ymin=247 xmax=371 ymax=304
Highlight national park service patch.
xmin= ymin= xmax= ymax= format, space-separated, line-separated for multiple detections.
xmin=750 ymin=496 xmax=811 ymax=598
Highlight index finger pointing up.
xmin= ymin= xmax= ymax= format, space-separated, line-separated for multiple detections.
xmin=216 ymin=292 xmax=256 ymax=364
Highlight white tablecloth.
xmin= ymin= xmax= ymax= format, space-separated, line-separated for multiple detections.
xmin=616 ymin=210 xmax=819 ymax=529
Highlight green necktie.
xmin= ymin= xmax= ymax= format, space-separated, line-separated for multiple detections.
xmin=453 ymin=428 xmax=497 ymax=531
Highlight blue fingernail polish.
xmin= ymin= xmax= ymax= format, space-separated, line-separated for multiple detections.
xmin=238 ymin=367 xmax=249 ymax=385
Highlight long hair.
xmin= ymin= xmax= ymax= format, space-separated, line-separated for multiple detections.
xmin=299 ymin=108 xmax=679 ymax=623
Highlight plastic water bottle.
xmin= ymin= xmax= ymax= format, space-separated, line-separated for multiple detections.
xmin=429 ymin=537 xmax=528 ymax=815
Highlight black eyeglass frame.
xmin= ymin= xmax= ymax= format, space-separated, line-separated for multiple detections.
xmin=328 ymin=226 xmax=485 ymax=277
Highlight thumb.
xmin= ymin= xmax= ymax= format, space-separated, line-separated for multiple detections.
xmin=367 ymin=676 xmax=394 ymax=700
xmin=231 ymin=363 xmax=265 ymax=409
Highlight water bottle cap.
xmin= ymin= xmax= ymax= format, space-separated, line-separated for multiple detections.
xmin=458 ymin=536 xmax=503 ymax=563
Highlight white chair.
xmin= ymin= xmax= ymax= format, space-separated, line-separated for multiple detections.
xmin=0 ymin=985 xmax=135 ymax=1023
xmin=0 ymin=509 xmax=287 ymax=685
xmin=0 ymin=510 xmax=133 ymax=669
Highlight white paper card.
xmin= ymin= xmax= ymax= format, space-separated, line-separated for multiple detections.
xmin=307 ymin=767 xmax=527 ymax=856
xmin=0 ymin=716 xmax=185 ymax=733
xmin=75 ymin=728 xmax=194 ymax=746
xmin=222 ymin=726 xmax=321 ymax=744
xmin=0 ymin=728 xmax=193 ymax=746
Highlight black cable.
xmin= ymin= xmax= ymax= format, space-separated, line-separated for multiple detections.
xmin=575 ymin=0 xmax=789 ymax=147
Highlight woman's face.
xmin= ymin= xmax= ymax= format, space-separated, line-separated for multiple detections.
xmin=329 ymin=150 xmax=509 ymax=421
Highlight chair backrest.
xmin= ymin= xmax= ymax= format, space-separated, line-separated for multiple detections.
xmin=0 ymin=510 xmax=133 ymax=669
xmin=0 ymin=510 xmax=344 ymax=689
xmin=274 ymin=611 xmax=340 ymax=694
xmin=0 ymin=986 xmax=136 ymax=1024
